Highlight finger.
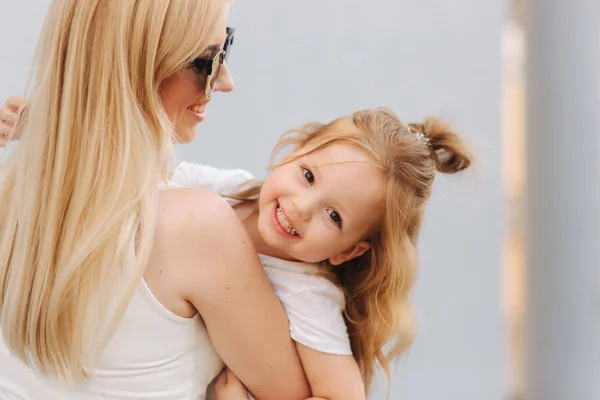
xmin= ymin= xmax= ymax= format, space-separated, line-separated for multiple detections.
xmin=0 ymin=124 xmax=11 ymax=137
xmin=4 ymin=96 xmax=26 ymax=112
xmin=215 ymin=368 xmax=229 ymax=387
xmin=226 ymin=368 xmax=245 ymax=389
xmin=0 ymin=108 xmax=17 ymax=126
xmin=226 ymin=368 xmax=237 ymax=381
xmin=0 ymin=121 xmax=18 ymax=138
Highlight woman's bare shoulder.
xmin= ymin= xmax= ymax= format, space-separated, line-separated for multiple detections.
xmin=155 ymin=187 xmax=260 ymax=295
xmin=159 ymin=187 xmax=236 ymax=228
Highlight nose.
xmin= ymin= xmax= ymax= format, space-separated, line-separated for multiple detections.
xmin=214 ymin=63 xmax=234 ymax=93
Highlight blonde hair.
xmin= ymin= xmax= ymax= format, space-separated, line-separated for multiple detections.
xmin=231 ymin=107 xmax=472 ymax=395
xmin=0 ymin=0 xmax=227 ymax=382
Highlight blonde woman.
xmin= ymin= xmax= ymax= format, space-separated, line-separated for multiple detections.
xmin=0 ymin=1 xmax=310 ymax=399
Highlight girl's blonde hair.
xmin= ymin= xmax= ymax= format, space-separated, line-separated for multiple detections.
xmin=0 ymin=0 xmax=227 ymax=382
xmin=232 ymin=107 xmax=472 ymax=395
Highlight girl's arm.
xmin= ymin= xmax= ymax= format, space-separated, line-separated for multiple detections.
xmin=159 ymin=188 xmax=310 ymax=400
xmin=214 ymin=354 xmax=364 ymax=400
xmin=259 ymin=273 xmax=366 ymax=400
xmin=296 ymin=343 xmax=365 ymax=400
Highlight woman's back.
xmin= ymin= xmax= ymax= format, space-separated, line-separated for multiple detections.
xmin=0 ymin=276 xmax=223 ymax=399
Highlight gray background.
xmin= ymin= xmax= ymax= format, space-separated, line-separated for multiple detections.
xmin=0 ymin=1 xmax=506 ymax=399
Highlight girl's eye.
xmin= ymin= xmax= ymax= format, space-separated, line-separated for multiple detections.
xmin=303 ymin=167 xmax=315 ymax=185
xmin=327 ymin=209 xmax=342 ymax=228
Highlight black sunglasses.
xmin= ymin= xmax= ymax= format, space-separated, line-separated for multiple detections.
xmin=191 ymin=27 xmax=235 ymax=99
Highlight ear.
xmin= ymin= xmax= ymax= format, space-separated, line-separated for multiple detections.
xmin=329 ymin=241 xmax=371 ymax=266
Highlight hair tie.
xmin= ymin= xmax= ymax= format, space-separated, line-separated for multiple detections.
xmin=406 ymin=127 xmax=433 ymax=150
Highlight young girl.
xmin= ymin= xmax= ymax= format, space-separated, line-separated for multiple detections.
xmin=170 ymin=107 xmax=472 ymax=399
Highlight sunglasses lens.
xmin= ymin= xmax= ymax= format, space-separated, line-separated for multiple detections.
xmin=193 ymin=26 xmax=233 ymax=98
xmin=192 ymin=51 xmax=223 ymax=97
xmin=224 ymin=28 xmax=234 ymax=61
xmin=192 ymin=58 xmax=210 ymax=85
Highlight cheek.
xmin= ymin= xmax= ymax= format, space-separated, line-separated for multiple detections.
xmin=160 ymin=73 xmax=203 ymax=122
xmin=308 ymin=218 xmax=370 ymax=253
xmin=258 ymin=181 xmax=275 ymax=209
xmin=260 ymin=171 xmax=289 ymax=200
xmin=300 ymin=222 xmax=344 ymax=257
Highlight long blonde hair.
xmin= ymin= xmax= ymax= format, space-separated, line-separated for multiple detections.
xmin=231 ymin=108 xmax=472 ymax=395
xmin=0 ymin=0 xmax=227 ymax=383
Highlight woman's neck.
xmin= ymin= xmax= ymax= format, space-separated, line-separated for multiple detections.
xmin=234 ymin=202 xmax=297 ymax=261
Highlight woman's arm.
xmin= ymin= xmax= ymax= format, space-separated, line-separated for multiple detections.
xmin=159 ymin=188 xmax=310 ymax=400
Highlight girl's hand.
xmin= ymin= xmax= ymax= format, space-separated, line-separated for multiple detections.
xmin=214 ymin=368 xmax=249 ymax=400
xmin=0 ymin=96 xmax=27 ymax=146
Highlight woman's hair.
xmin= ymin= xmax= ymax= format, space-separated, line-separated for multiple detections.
xmin=231 ymin=107 xmax=472 ymax=395
xmin=0 ymin=0 xmax=227 ymax=382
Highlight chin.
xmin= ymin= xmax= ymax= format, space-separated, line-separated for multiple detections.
xmin=175 ymin=129 xmax=198 ymax=144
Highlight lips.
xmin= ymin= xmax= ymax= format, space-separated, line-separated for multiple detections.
xmin=273 ymin=201 xmax=300 ymax=238
xmin=188 ymin=102 xmax=208 ymax=117
xmin=190 ymin=104 xmax=206 ymax=114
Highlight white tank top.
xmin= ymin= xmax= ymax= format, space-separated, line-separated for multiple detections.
xmin=0 ymin=279 xmax=224 ymax=399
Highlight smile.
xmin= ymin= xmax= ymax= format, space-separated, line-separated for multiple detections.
xmin=187 ymin=102 xmax=208 ymax=120
xmin=273 ymin=202 xmax=300 ymax=238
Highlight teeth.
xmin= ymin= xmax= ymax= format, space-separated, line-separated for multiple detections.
xmin=276 ymin=205 xmax=298 ymax=236
xmin=191 ymin=105 xmax=204 ymax=114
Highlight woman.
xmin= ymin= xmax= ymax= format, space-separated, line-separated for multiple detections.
xmin=0 ymin=1 xmax=309 ymax=399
